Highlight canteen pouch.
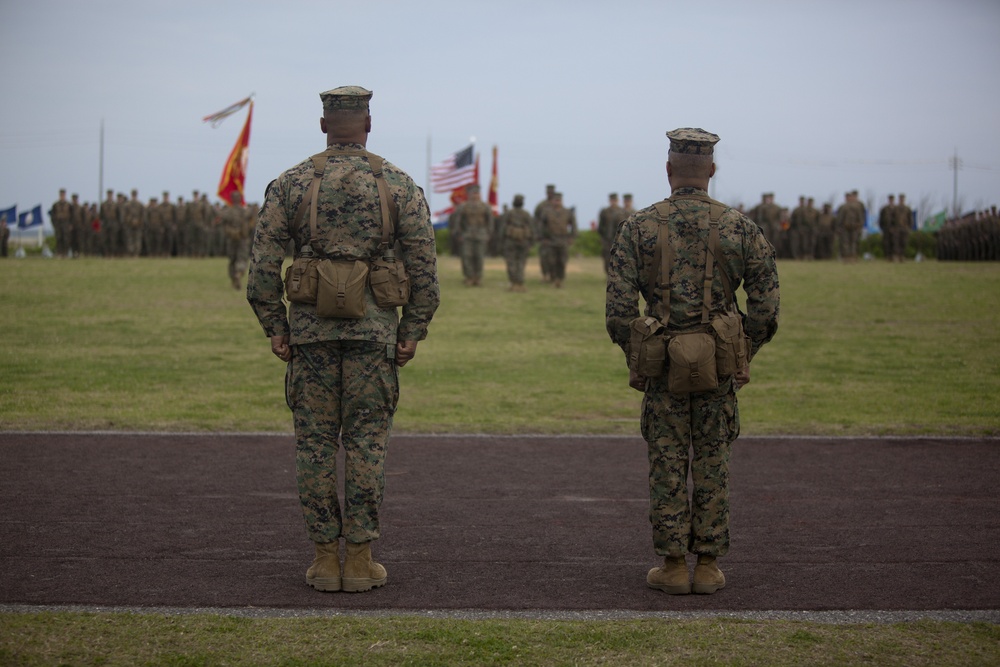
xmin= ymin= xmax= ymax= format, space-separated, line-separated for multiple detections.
xmin=284 ymin=257 xmax=320 ymax=304
xmin=628 ymin=316 xmax=667 ymax=378
xmin=666 ymin=331 xmax=719 ymax=393
xmin=710 ymin=309 xmax=749 ymax=378
xmin=506 ymin=226 xmax=530 ymax=241
xmin=369 ymin=254 xmax=410 ymax=308
xmin=316 ymin=259 xmax=369 ymax=319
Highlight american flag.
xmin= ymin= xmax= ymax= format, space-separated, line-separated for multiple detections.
xmin=431 ymin=144 xmax=476 ymax=193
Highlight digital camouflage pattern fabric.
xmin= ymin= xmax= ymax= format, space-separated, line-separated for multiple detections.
xmin=247 ymin=143 xmax=440 ymax=346
xmin=287 ymin=340 xmax=397 ymax=543
xmin=606 ymin=186 xmax=779 ymax=558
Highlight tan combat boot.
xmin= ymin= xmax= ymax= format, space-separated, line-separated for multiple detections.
xmin=692 ymin=555 xmax=726 ymax=594
xmin=305 ymin=541 xmax=341 ymax=592
xmin=646 ymin=556 xmax=691 ymax=595
xmin=342 ymin=541 xmax=387 ymax=593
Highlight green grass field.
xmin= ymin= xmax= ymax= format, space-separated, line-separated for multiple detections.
xmin=1 ymin=255 xmax=998 ymax=666
xmin=1 ymin=255 xmax=998 ymax=435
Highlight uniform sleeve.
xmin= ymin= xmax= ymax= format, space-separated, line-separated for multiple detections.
xmin=246 ymin=178 xmax=291 ymax=338
xmin=740 ymin=220 xmax=780 ymax=360
xmin=395 ymin=183 xmax=440 ymax=342
xmin=605 ymin=220 xmax=642 ymax=355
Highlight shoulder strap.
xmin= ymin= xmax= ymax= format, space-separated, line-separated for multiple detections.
xmin=650 ymin=197 xmax=736 ymax=327
xmin=291 ymin=148 xmax=399 ymax=254
xmin=298 ymin=153 xmax=329 ymax=247
xmin=364 ymin=152 xmax=399 ymax=250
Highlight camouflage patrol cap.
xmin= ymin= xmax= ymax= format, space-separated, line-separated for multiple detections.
xmin=666 ymin=127 xmax=720 ymax=155
xmin=513 ymin=194 xmax=524 ymax=205
xmin=320 ymin=86 xmax=373 ymax=113
xmin=623 ymin=193 xmax=633 ymax=199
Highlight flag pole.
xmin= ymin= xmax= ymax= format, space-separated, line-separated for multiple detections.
xmin=426 ymin=133 xmax=432 ymax=213
xmin=99 ymin=118 xmax=105 ymax=204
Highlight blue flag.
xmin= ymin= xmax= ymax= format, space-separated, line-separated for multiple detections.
xmin=17 ymin=204 xmax=43 ymax=229
xmin=0 ymin=205 xmax=15 ymax=226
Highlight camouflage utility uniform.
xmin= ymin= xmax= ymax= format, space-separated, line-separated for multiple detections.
xmin=247 ymin=104 xmax=440 ymax=550
xmin=453 ymin=190 xmax=493 ymax=286
xmin=607 ymin=185 xmax=779 ymax=561
xmin=500 ymin=195 xmax=534 ymax=290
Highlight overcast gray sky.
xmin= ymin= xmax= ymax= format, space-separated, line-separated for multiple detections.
xmin=2 ymin=0 xmax=998 ymax=230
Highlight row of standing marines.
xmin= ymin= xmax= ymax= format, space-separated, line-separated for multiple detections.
xmin=46 ymin=188 xmax=256 ymax=288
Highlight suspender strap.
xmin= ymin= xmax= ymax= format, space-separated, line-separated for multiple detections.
xmin=307 ymin=154 xmax=329 ymax=245
xmin=366 ymin=153 xmax=396 ymax=249
xmin=651 ymin=196 xmax=735 ymax=327
xmin=702 ymin=220 xmax=718 ymax=325
xmin=291 ymin=148 xmax=398 ymax=253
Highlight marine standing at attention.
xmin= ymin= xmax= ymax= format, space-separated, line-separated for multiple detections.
xmin=453 ymin=183 xmax=494 ymax=286
xmin=247 ymin=86 xmax=440 ymax=594
xmin=500 ymin=193 xmax=535 ymax=291
xmin=606 ymin=128 xmax=779 ymax=595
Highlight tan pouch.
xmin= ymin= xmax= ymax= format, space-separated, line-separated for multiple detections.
xmin=628 ymin=316 xmax=667 ymax=378
xmin=710 ymin=309 xmax=749 ymax=378
xmin=369 ymin=255 xmax=410 ymax=308
xmin=284 ymin=257 xmax=320 ymax=304
xmin=667 ymin=331 xmax=718 ymax=393
xmin=316 ymin=259 xmax=369 ymax=318
xmin=506 ymin=226 xmax=529 ymax=241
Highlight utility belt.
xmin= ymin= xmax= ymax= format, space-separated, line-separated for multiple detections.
xmin=628 ymin=309 xmax=750 ymax=394
xmin=626 ymin=195 xmax=749 ymax=394
xmin=284 ymin=249 xmax=409 ymax=319
xmin=282 ymin=147 xmax=410 ymax=319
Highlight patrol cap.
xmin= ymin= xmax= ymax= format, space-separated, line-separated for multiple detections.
xmin=320 ymin=86 xmax=373 ymax=113
xmin=609 ymin=192 xmax=618 ymax=198
xmin=513 ymin=194 xmax=524 ymax=205
xmin=666 ymin=127 xmax=720 ymax=155
xmin=467 ymin=184 xmax=481 ymax=193
xmin=623 ymin=193 xmax=633 ymax=199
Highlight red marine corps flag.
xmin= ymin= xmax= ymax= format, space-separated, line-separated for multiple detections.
xmin=204 ymin=95 xmax=254 ymax=205
xmin=487 ymin=145 xmax=499 ymax=214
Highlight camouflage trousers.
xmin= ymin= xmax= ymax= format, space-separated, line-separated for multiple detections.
xmin=642 ymin=378 xmax=739 ymax=558
xmin=503 ymin=241 xmax=530 ymax=285
xmin=227 ymin=237 xmax=249 ymax=283
xmin=548 ymin=239 xmax=570 ymax=281
xmin=461 ymin=236 xmax=488 ymax=281
xmin=285 ymin=340 xmax=399 ymax=544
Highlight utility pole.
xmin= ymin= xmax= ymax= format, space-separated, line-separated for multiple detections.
xmin=949 ymin=149 xmax=961 ymax=219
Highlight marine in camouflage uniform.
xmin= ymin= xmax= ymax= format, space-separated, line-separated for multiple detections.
xmin=98 ymin=190 xmax=118 ymax=258
xmin=748 ymin=192 xmax=782 ymax=247
xmin=892 ymin=194 xmax=913 ymax=262
xmin=50 ymin=189 xmax=72 ymax=257
xmin=606 ymin=128 xmax=779 ymax=595
xmin=221 ymin=191 xmax=251 ymax=289
xmin=453 ymin=184 xmax=494 ymax=286
xmin=536 ymin=192 xmax=576 ymax=287
xmin=835 ymin=190 xmax=866 ymax=262
xmin=247 ymin=86 xmax=440 ymax=594
xmin=534 ymin=184 xmax=556 ymax=281
xmin=500 ymin=194 xmax=535 ymax=291
xmin=878 ymin=195 xmax=896 ymax=260
xmin=122 ymin=189 xmax=145 ymax=257
xmin=597 ymin=193 xmax=628 ymax=274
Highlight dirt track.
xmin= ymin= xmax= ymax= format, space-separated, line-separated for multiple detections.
xmin=1 ymin=433 xmax=997 ymax=614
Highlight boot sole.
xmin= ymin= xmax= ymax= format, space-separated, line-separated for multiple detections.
xmin=647 ymin=582 xmax=691 ymax=595
xmin=692 ymin=581 xmax=725 ymax=595
xmin=342 ymin=576 xmax=387 ymax=593
xmin=305 ymin=576 xmax=342 ymax=592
